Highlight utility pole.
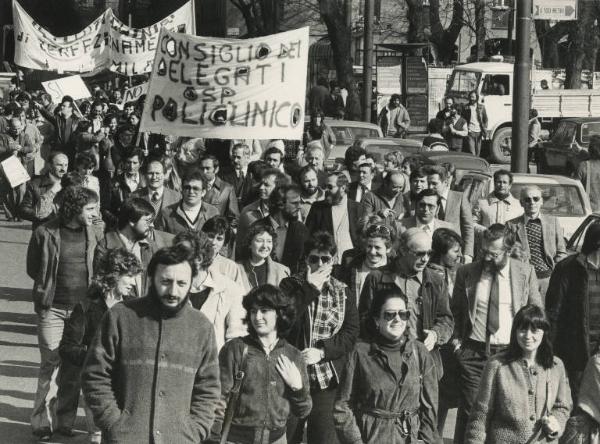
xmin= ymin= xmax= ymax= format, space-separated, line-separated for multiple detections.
xmin=507 ymin=0 xmax=514 ymax=56
xmin=511 ymin=0 xmax=531 ymax=173
xmin=362 ymin=0 xmax=374 ymax=123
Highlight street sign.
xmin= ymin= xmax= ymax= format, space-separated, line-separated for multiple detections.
xmin=532 ymin=0 xmax=577 ymax=21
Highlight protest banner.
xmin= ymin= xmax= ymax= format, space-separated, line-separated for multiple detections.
xmin=12 ymin=1 xmax=193 ymax=76
xmin=1 ymin=156 xmax=30 ymax=188
xmin=41 ymin=75 xmax=92 ymax=104
xmin=139 ymin=27 xmax=309 ymax=140
xmin=122 ymin=82 xmax=149 ymax=103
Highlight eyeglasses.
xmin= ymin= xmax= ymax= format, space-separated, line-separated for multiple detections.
xmin=307 ymin=255 xmax=333 ymax=265
xmin=482 ymin=249 xmax=504 ymax=259
xmin=523 ymin=196 xmax=541 ymax=203
xmin=382 ymin=310 xmax=410 ymax=322
xmin=409 ymin=249 xmax=433 ymax=259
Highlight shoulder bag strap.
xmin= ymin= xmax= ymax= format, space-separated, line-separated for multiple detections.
xmin=220 ymin=345 xmax=249 ymax=444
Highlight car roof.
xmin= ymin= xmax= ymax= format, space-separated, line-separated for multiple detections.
xmin=557 ymin=117 xmax=600 ymax=124
xmin=323 ymin=118 xmax=382 ymax=130
xmin=356 ymin=137 xmax=422 ymax=148
xmin=453 ymin=62 xmax=514 ymax=73
xmin=411 ymin=152 xmax=491 ymax=172
xmin=462 ymin=171 xmax=585 ymax=186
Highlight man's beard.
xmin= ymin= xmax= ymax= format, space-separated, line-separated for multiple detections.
xmin=148 ymin=285 xmax=189 ymax=316
xmin=304 ymin=185 xmax=317 ymax=196
xmin=326 ymin=190 xmax=343 ymax=205
xmin=483 ymin=255 xmax=509 ymax=273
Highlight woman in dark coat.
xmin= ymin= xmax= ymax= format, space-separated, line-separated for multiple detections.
xmin=216 ymin=285 xmax=312 ymax=444
xmin=58 ymin=248 xmax=141 ymax=443
xmin=333 ymin=288 xmax=439 ymax=444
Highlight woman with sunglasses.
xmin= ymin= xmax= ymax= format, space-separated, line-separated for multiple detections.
xmin=281 ymin=231 xmax=359 ymax=444
xmin=465 ymin=304 xmax=572 ymax=443
xmin=334 ymin=288 xmax=439 ymax=444
xmin=237 ymin=223 xmax=290 ymax=292
xmin=216 ymin=284 xmax=312 ymax=444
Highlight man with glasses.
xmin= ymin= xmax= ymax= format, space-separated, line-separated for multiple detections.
xmin=395 ymin=189 xmax=459 ymax=238
xmin=451 ymin=223 xmax=540 ymax=443
xmin=95 ymin=198 xmax=173 ymax=297
xmin=155 ymin=169 xmax=219 ymax=235
xmin=506 ymin=186 xmax=566 ymax=300
xmin=131 ymin=158 xmax=181 ymax=217
xmin=281 ymin=231 xmax=359 ymax=444
xmin=360 ymin=228 xmax=454 ymax=378
xmin=306 ymin=172 xmax=363 ymax=262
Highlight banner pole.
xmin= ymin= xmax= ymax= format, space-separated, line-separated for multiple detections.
xmin=191 ymin=0 xmax=197 ymax=35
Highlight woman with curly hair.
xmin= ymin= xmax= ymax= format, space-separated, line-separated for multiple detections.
xmin=58 ymin=248 xmax=142 ymax=443
xmin=236 ymin=223 xmax=290 ymax=292
xmin=202 ymin=215 xmax=243 ymax=285
xmin=174 ymin=229 xmax=247 ymax=351
xmin=215 ymin=284 xmax=312 ymax=444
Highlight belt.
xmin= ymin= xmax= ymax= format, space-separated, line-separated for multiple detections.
xmin=361 ymin=407 xmax=418 ymax=437
xmin=227 ymin=425 xmax=285 ymax=444
xmin=464 ymin=338 xmax=508 ymax=355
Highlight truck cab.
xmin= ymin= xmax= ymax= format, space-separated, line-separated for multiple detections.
xmin=445 ymin=62 xmax=515 ymax=163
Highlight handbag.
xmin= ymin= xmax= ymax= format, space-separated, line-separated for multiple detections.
xmin=220 ymin=345 xmax=249 ymax=444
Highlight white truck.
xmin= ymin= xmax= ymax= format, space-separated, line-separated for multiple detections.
xmin=445 ymin=61 xmax=600 ymax=163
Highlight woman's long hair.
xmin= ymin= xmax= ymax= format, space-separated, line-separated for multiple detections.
xmin=505 ymin=304 xmax=554 ymax=369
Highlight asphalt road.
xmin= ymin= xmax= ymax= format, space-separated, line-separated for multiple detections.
xmin=0 ymin=219 xmax=456 ymax=443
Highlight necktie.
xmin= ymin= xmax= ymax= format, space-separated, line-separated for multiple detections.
xmin=487 ymin=271 xmax=500 ymax=335
xmin=150 ymin=191 xmax=161 ymax=214
xmin=438 ymin=199 xmax=446 ymax=221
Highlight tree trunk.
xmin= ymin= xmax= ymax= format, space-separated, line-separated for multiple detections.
xmin=429 ymin=0 xmax=464 ymax=65
xmin=405 ymin=0 xmax=425 ymax=45
xmin=318 ymin=0 xmax=356 ymax=93
xmin=474 ymin=0 xmax=486 ymax=61
xmin=229 ymin=0 xmax=281 ymax=37
xmin=534 ymin=20 xmax=569 ymax=68
xmin=565 ymin=0 xmax=600 ymax=88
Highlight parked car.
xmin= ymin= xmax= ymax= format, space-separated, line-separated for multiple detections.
xmin=535 ymin=117 xmax=600 ymax=175
xmin=324 ymin=119 xmax=384 ymax=160
xmin=407 ymin=151 xmax=491 ymax=184
xmin=457 ymin=172 xmax=592 ymax=239
xmin=565 ymin=213 xmax=600 ymax=254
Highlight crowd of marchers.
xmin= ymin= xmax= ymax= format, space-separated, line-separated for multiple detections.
xmin=3 ymin=81 xmax=600 ymax=444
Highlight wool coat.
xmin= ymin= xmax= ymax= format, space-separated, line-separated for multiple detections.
xmin=82 ymin=296 xmax=221 ymax=444
xmin=465 ymin=353 xmax=572 ymax=444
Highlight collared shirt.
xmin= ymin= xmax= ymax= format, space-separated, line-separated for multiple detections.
xmin=149 ymin=187 xmax=164 ymax=202
xmin=471 ymin=261 xmax=513 ymax=345
xmin=416 ymin=219 xmax=435 ymax=238
xmin=299 ymin=188 xmax=325 ymax=220
xmin=270 ymin=216 xmax=288 ymax=263
xmin=468 ymin=104 xmax=481 ymax=133
xmin=118 ymin=232 xmax=148 ymax=297
xmin=355 ymin=181 xmax=372 ymax=203
xmin=524 ymin=213 xmax=541 ymax=225
xmin=331 ymin=196 xmax=353 ymax=261
xmin=236 ymin=167 xmax=248 ymax=179
xmin=489 ymin=193 xmax=521 ymax=224
xmin=439 ymin=187 xmax=450 ymax=215
xmin=181 ymin=203 xmax=203 ymax=228
xmin=206 ymin=178 xmax=216 ymax=191
xmin=124 ymin=173 xmax=140 ymax=192
xmin=394 ymin=271 xmax=423 ymax=339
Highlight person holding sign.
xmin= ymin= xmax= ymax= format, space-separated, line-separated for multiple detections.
xmin=36 ymin=96 xmax=82 ymax=163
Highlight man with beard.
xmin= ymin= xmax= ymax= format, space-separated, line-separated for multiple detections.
xmin=305 ymin=172 xmax=363 ymax=262
xmin=476 ymin=169 xmax=523 ymax=226
xmin=95 ymin=198 xmax=174 ymax=298
xmin=462 ymin=90 xmax=488 ymax=157
xmin=253 ymin=184 xmax=309 ymax=274
xmin=19 ymin=152 xmax=69 ymax=229
xmin=82 ymin=245 xmax=221 ymax=443
xmin=451 ymin=223 xmax=541 ymax=443
xmin=235 ymin=168 xmax=289 ymax=258
xmin=362 ymin=169 xmax=408 ymax=222
xmin=360 ymin=228 xmax=454 ymax=378
xmin=27 ymin=186 xmax=103 ymax=440
xmin=298 ymin=165 xmax=325 ymax=221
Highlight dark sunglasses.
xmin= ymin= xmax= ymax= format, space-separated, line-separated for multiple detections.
xmin=382 ymin=310 xmax=410 ymax=322
xmin=523 ymin=196 xmax=541 ymax=203
xmin=307 ymin=255 xmax=332 ymax=265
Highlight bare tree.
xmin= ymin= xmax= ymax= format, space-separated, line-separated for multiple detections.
xmin=534 ymin=20 xmax=569 ymax=69
xmin=564 ymin=0 xmax=600 ymax=88
xmin=229 ymin=0 xmax=282 ymax=37
xmin=429 ymin=0 xmax=464 ymax=64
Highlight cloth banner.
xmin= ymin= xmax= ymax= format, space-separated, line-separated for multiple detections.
xmin=139 ymin=27 xmax=309 ymax=140
xmin=12 ymin=0 xmax=193 ymax=76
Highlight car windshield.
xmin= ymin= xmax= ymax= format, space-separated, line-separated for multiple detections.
xmin=568 ymin=215 xmax=600 ymax=252
xmin=447 ymin=70 xmax=480 ymax=100
xmin=581 ymin=122 xmax=600 ymax=144
xmin=551 ymin=122 xmax=577 ymax=145
xmin=511 ymin=184 xmax=586 ymax=217
xmin=329 ymin=126 xmax=381 ymax=144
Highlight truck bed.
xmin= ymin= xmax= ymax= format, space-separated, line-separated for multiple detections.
xmin=532 ymin=89 xmax=600 ymax=118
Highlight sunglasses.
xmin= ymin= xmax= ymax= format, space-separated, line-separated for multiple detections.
xmin=307 ymin=255 xmax=333 ymax=265
xmin=523 ymin=196 xmax=541 ymax=203
xmin=382 ymin=310 xmax=410 ymax=322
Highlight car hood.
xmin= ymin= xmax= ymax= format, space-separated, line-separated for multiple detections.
xmin=559 ymin=216 xmax=588 ymax=240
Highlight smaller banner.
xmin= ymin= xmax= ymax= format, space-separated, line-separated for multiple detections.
xmin=2 ymin=156 xmax=30 ymax=188
xmin=41 ymin=75 xmax=92 ymax=104
xmin=122 ymin=82 xmax=149 ymax=103
xmin=139 ymin=27 xmax=309 ymax=140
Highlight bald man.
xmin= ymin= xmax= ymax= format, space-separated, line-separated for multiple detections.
xmin=359 ymin=227 xmax=454 ymax=376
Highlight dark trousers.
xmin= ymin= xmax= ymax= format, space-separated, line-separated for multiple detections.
xmin=454 ymin=339 xmax=507 ymax=444
xmin=56 ymin=360 xmax=82 ymax=430
xmin=287 ymin=384 xmax=339 ymax=444
xmin=466 ymin=132 xmax=482 ymax=157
